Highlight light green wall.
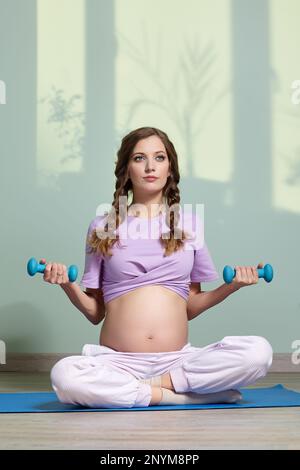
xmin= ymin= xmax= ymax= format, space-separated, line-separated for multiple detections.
xmin=0 ymin=0 xmax=299 ymax=354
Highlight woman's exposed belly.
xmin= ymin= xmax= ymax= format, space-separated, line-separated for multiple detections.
xmin=99 ymin=285 xmax=188 ymax=353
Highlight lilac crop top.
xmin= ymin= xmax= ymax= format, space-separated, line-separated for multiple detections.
xmin=79 ymin=210 xmax=219 ymax=304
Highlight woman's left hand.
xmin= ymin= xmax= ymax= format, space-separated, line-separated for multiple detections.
xmin=232 ymin=262 xmax=264 ymax=290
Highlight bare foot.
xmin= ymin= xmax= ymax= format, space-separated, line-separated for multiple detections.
xmin=149 ymin=387 xmax=163 ymax=406
xmin=161 ymin=372 xmax=175 ymax=390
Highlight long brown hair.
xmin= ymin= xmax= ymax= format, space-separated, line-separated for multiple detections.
xmin=87 ymin=126 xmax=191 ymax=257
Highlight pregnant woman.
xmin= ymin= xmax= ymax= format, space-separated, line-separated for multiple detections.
xmin=48 ymin=126 xmax=273 ymax=408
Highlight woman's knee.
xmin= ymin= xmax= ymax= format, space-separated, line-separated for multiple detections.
xmin=244 ymin=336 xmax=273 ymax=375
xmin=50 ymin=356 xmax=83 ymax=402
xmin=50 ymin=357 xmax=140 ymax=408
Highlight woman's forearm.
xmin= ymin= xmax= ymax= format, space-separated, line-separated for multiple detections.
xmin=60 ymin=282 xmax=105 ymax=325
xmin=187 ymin=283 xmax=239 ymax=321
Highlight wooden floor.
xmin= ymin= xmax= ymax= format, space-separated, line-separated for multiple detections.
xmin=0 ymin=372 xmax=299 ymax=450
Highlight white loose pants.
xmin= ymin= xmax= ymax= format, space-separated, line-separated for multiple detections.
xmin=50 ymin=335 xmax=273 ymax=408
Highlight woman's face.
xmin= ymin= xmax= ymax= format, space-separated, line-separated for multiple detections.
xmin=127 ymin=135 xmax=171 ymax=196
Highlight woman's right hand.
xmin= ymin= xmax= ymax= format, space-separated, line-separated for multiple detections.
xmin=40 ymin=258 xmax=69 ymax=286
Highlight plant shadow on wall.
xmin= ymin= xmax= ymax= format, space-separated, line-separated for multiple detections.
xmin=39 ymin=86 xmax=85 ymax=165
xmin=115 ymin=24 xmax=230 ymax=178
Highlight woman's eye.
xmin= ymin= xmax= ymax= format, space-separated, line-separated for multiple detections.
xmin=134 ymin=155 xmax=165 ymax=161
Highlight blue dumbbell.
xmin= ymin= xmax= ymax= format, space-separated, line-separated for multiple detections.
xmin=27 ymin=257 xmax=78 ymax=282
xmin=223 ymin=263 xmax=273 ymax=284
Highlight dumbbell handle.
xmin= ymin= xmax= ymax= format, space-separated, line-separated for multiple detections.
xmin=223 ymin=263 xmax=273 ymax=284
xmin=27 ymin=257 xmax=78 ymax=282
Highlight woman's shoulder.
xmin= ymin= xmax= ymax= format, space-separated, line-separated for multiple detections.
xmin=179 ymin=208 xmax=203 ymax=227
xmin=180 ymin=208 xmax=204 ymax=250
xmin=87 ymin=213 xmax=109 ymax=232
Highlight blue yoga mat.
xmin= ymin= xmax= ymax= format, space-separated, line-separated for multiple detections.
xmin=0 ymin=384 xmax=300 ymax=413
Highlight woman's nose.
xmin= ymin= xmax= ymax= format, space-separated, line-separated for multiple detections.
xmin=145 ymin=164 xmax=155 ymax=172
